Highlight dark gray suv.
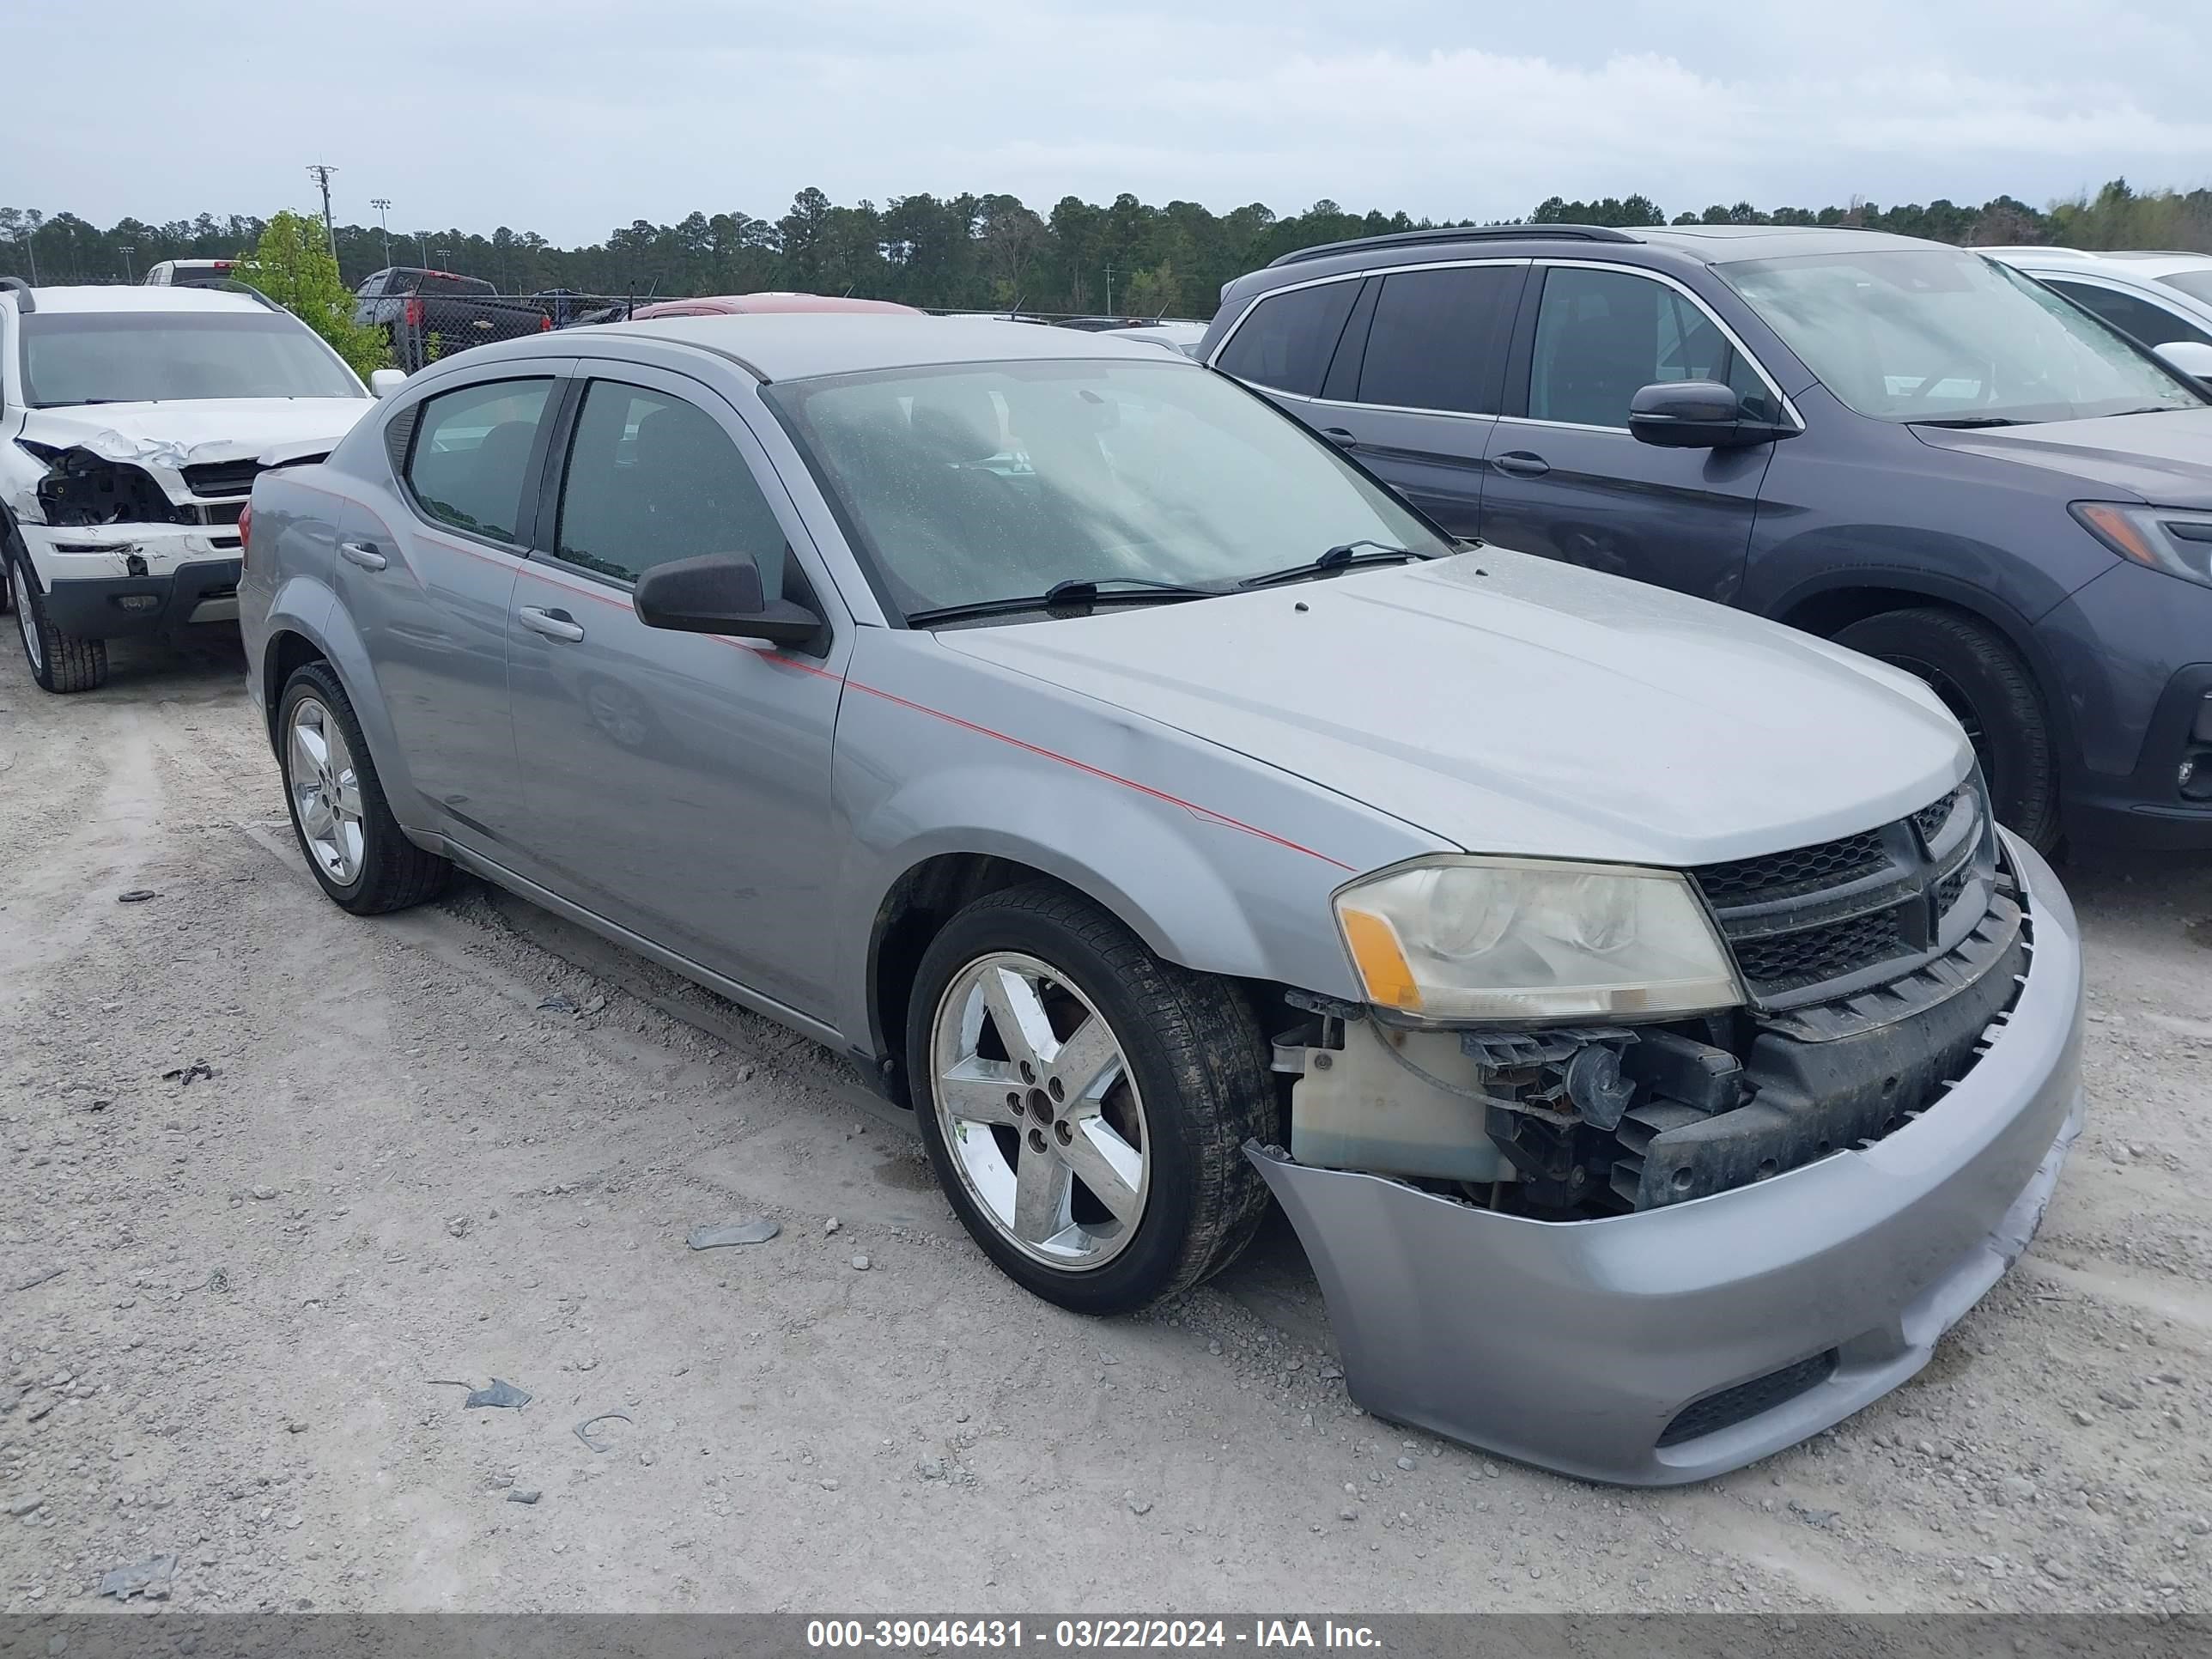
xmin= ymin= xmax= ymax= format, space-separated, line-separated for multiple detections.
xmin=1202 ymin=224 xmax=2212 ymax=853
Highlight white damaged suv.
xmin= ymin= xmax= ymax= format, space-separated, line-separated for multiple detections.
xmin=0 ymin=278 xmax=376 ymax=692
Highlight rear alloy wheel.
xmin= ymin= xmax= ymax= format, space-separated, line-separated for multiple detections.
xmin=277 ymin=661 xmax=452 ymax=915
xmin=1834 ymin=606 xmax=2060 ymax=854
xmin=908 ymin=883 xmax=1275 ymax=1315
xmin=9 ymin=551 xmax=108 ymax=694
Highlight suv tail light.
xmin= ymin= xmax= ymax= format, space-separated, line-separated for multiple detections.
xmin=237 ymin=502 xmax=252 ymax=568
xmin=404 ymin=297 xmax=423 ymax=329
xmin=538 ymin=314 xmax=552 ymax=331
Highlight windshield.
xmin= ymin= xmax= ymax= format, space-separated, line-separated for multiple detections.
xmin=1723 ymin=249 xmax=2203 ymax=424
xmin=766 ymin=358 xmax=1450 ymax=620
xmin=2160 ymin=270 xmax=2212 ymax=307
xmin=20 ymin=313 xmax=364 ymax=407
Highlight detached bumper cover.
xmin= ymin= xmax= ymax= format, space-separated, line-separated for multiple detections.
xmin=1249 ymin=832 xmax=2083 ymax=1486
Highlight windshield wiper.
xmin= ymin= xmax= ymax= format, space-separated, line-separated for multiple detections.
xmin=1236 ymin=539 xmax=1428 ymax=590
xmin=1909 ymin=416 xmax=2030 ymax=428
xmin=904 ymin=576 xmax=1222 ymax=628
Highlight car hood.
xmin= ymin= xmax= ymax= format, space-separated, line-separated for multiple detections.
xmin=20 ymin=398 xmax=374 ymax=472
xmin=933 ymin=551 xmax=1972 ymax=868
xmin=1911 ymin=406 xmax=2212 ymax=509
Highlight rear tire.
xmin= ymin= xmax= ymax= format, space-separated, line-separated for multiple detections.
xmin=276 ymin=660 xmax=450 ymax=915
xmin=9 ymin=548 xmax=108 ymax=694
xmin=908 ymin=882 xmax=1276 ymax=1316
xmin=1833 ymin=606 xmax=2059 ymax=854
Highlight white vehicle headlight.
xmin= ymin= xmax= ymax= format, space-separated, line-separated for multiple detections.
xmin=1332 ymin=856 xmax=1744 ymax=1024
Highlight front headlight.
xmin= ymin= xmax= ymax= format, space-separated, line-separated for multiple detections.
xmin=2072 ymin=501 xmax=2212 ymax=589
xmin=1333 ymin=856 xmax=1743 ymax=1024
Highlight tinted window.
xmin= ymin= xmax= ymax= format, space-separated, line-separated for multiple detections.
xmin=1354 ymin=264 xmax=1519 ymax=415
xmin=1214 ymin=280 xmax=1360 ymax=397
xmin=1530 ymin=268 xmax=1774 ymax=428
xmin=18 ymin=313 xmax=364 ymax=407
xmin=556 ymin=380 xmax=788 ymax=588
xmin=404 ymin=379 xmax=551 ymax=543
xmin=2046 ymin=280 xmax=2212 ymax=349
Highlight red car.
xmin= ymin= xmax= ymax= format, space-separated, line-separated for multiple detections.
xmin=626 ymin=293 xmax=923 ymax=320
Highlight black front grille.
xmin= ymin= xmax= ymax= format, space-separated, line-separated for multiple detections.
xmin=1694 ymin=829 xmax=1888 ymax=905
xmin=1658 ymin=1351 xmax=1838 ymax=1447
xmin=181 ymin=459 xmax=264 ymax=498
xmin=1731 ymin=908 xmax=1905 ymax=988
xmin=1692 ymin=783 xmax=1992 ymax=1007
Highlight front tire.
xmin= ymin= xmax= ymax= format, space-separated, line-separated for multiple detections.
xmin=276 ymin=661 xmax=450 ymax=915
xmin=1833 ymin=606 xmax=2060 ymax=853
xmin=9 ymin=549 xmax=108 ymax=694
xmin=908 ymin=882 xmax=1276 ymax=1315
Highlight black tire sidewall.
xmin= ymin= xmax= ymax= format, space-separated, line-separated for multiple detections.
xmin=9 ymin=550 xmax=58 ymax=690
xmin=907 ymin=902 xmax=1206 ymax=1316
xmin=1835 ymin=609 xmax=2058 ymax=848
xmin=276 ymin=664 xmax=381 ymax=909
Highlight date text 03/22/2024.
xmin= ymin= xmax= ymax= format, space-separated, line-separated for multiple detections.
xmin=803 ymin=1620 xmax=1384 ymax=1650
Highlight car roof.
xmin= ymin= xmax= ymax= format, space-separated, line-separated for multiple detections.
xmin=629 ymin=292 xmax=925 ymax=319
xmin=3 ymin=283 xmax=278 ymax=315
xmin=1979 ymin=246 xmax=2212 ymax=277
xmin=574 ymin=313 xmax=1182 ymax=382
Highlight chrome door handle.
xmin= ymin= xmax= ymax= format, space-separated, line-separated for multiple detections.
xmin=1320 ymin=427 xmax=1358 ymax=449
xmin=338 ymin=540 xmax=388 ymax=571
xmin=517 ymin=605 xmax=586 ymax=643
xmin=1491 ymin=451 xmax=1550 ymax=478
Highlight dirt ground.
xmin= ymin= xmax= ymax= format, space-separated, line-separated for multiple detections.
xmin=2 ymin=630 xmax=2208 ymax=1616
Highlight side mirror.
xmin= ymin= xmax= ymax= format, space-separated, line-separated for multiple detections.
xmin=368 ymin=368 xmax=407 ymax=399
xmin=1627 ymin=380 xmax=1796 ymax=449
xmin=2153 ymin=340 xmax=2212 ymax=391
xmin=632 ymin=552 xmax=821 ymax=648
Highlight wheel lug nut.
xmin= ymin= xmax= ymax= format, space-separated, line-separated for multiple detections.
xmin=1027 ymin=1127 xmax=1047 ymax=1153
xmin=1006 ymin=1091 xmax=1024 ymax=1115
xmin=1018 ymin=1060 xmax=1036 ymax=1084
xmin=1048 ymin=1077 xmax=1065 ymax=1103
xmin=1054 ymin=1121 xmax=1072 ymax=1146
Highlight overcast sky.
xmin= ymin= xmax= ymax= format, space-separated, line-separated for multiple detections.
xmin=16 ymin=0 xmax=2211 ymax=243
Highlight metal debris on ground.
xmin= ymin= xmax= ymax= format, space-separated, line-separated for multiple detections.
xmin=537 ymin=994 xmax=576 ymax=1013
xmin=574 ymin=1410 xmax=633 ymax=1453
xmin=161 ymin=1061 xmax=215 ymax=1086
xmin=117 ymin=890 xmax=160 ymax=904
xmin=97 ymin=1554 xmax=176 ymax=1601
xmin=685 ymin=1218 xmax=778 ymax=1250
xmin=6 ymin=1266 xmax=64 ymax=1292
xmin=428 ymin=1377 xmax=533 ymax=1411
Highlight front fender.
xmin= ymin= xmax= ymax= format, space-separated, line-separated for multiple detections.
xmin=256 ymin=579 xmax=427 ymax=832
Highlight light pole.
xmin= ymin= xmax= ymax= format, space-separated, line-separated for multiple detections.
xmin=119 ymin=244 xmax=136 ymax=283
xmin=1103 ymin=262 xmax=1115 ymax=316
xmin=370 ymin=198 xmax=393 ymax=268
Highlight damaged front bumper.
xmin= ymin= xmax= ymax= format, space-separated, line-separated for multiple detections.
xmin=16 ymin=524 xmax=244 ymax=636
xmin=1247 ymin=832 xmax=2084 ymax=1486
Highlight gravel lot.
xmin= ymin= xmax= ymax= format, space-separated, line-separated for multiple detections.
xmin=2 ymin=630 xmax=2208 ymax=1615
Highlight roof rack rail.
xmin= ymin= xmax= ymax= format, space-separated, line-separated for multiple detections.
xmin=0 ymin=275 xmax=33 ymax=313
xmin=1267 ymin=222 xmax=1640 ymax=270
xmin=184 ymin=276 xmax=284 ymax=311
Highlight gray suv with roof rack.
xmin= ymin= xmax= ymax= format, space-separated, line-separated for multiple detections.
xmin=1201 ymin=222 xmax=2212 ymax=853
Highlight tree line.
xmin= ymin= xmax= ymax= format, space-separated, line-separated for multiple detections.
xmin=4 ymin=178 xmax=2206 ymax=318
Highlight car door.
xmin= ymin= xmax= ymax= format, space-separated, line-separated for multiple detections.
xmin=353 ymin=368 xmax=565 ymax=854
xmin=1291 ymin=262 xmax=1526 ymax=538
xmin=503 ymin=365 xmax=850 ymax=1018
xmin=1478 ymin=263 xmax=1789 ymax=605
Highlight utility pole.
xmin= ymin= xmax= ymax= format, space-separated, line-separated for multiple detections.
xmin=17 ymin=228 xmax=37 ymax=286
xmin=370 ymin=198 xmax=393 ymax=268
xmin=119 ymin=244 xmax=135 ymax=283
xmin=306 ymin=162 xmax=340 ymax=265
xmin=1103 ymin=262 xmax=1115 ymax=316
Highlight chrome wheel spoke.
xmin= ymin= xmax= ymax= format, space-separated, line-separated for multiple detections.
xmin=298 ymin=795 xmax=337 ymax=840
xmin=937 ymin=1060 xmax=1022 ymax=1126
xmin=1050 ymin=1012 xmax=1122 ymax=1102
xmin=290 ymin=721 xmax=330 ymax=780
xmin=980 ymin=965 xmax=1055 ymax=1071
xmin=288 ymin=697 xmax=363 ymax=885
xmin=1062 ymin=1112 xmax=1145 ymax=1226
xmin=1011 ymin=1144 xmax=1074 ymax=1247
xmin=331 ymin=773 xmax=363 ymax=820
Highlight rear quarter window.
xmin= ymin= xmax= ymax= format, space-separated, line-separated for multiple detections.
xmin=1214 ymin=279 xmax=1361 ymax=398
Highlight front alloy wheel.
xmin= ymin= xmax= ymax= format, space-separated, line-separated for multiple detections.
xmin=930 ymin=951 xmax=1151 ymax=1271
xmin=288 ymin=695 xmax=367 ymax=887
xmin=908 ymin=882 xmax=1276 ymax=1315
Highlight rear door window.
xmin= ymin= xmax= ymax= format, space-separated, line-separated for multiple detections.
xmin=1354 ymin=264 xmax=1522 ymax=415
xmin=1214 ymin=279 xmax=1361 ymax=398
xmin=403 ymin=378 xmax=553 ymax=544
xmin=2045 ymin=279 xmax=2212 ymax=349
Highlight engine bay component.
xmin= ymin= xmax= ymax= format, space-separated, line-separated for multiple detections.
xmin=1287 ymin=1020 xmax=1519 ymax=1185
xmin=21 ymin=444 xmax=192 ymax=529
